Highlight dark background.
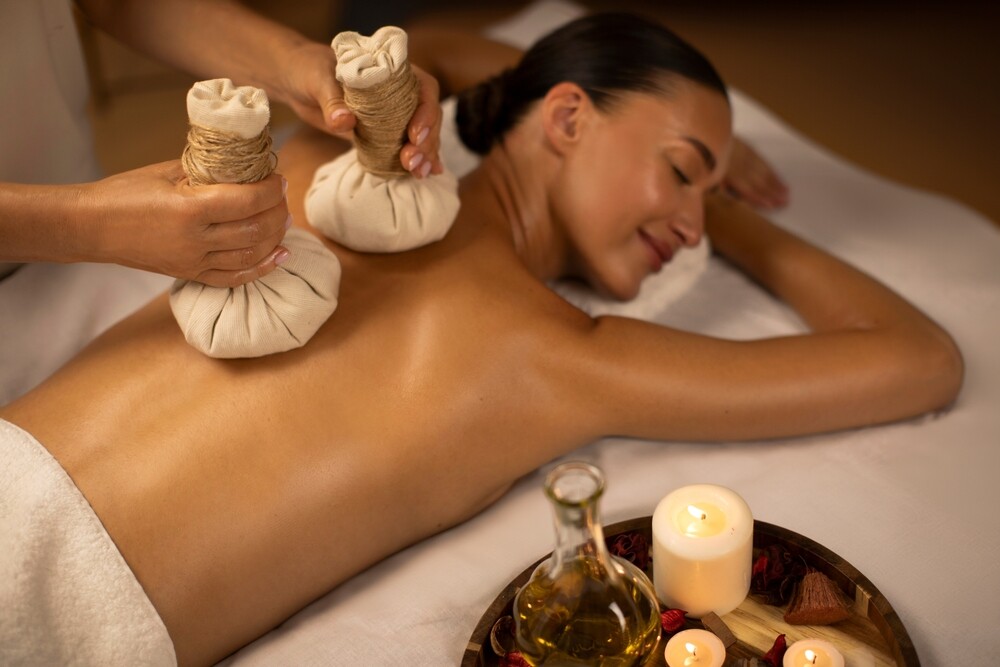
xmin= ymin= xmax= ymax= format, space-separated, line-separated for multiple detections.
xmin=81 ymin=1 xmax=999 ymax=226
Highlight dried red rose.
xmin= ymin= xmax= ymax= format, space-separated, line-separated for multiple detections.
xmin=606 ymin=531 xmax=651 ymax=570
xmin=499 ymin=650 xmax=531 ymax=667
xmin=660 ymin=608 xmax=688 ymax=633
xmin=762 ymin=633 xmax=787 ymax=667
xmin=750 ymin=544 xmax=808 ymax=606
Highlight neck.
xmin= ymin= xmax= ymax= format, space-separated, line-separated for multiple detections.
xmin=460 ymin=133 xmax=567 ymax=282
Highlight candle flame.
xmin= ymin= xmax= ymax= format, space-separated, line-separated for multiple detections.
xmin=687 ymin=505 xmax=707 ymax=521
xmin=804 ymin=649 xmax=818 ymax=664
xmin=682 ymin=641 xmax=700 ymax=666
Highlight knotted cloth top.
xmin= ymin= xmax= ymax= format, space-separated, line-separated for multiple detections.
xmin=187 ymin=78 xmax=270 ymax=138
xmin=182 ymin=78 xmax=275 ymax=185
xmin=333 ymin=27 xmax=418 ymax=178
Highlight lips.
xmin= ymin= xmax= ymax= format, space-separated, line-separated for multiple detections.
xmin=638 ymin=229 xmax=675 ymax=272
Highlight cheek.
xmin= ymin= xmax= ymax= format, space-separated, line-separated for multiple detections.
xmin=554 ymin=145 xmax=666 ymax=299
xmin=567 ymin=154 xmax=660 ymax=236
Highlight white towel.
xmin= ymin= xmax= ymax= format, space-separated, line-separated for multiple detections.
xmin=0 ymin=418 xmax=176 ymax=666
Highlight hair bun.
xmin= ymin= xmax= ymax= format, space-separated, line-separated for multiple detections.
xmin=456 ymin=69 xmax=511 ymax=155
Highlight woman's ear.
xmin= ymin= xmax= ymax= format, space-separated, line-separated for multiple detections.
xmin=540 ymin=82 xmax=593 ymax=156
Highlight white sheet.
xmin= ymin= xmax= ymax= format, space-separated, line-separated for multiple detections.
xmin=2 ymin=4 xmax=998 ymax=665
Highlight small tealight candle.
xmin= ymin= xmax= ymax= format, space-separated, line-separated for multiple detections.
xmin=664 ymin=629 xmax=725 ymax=667
xmin=652 ymin=484 xmax=753 ymax=618
xmin=783 ymin=639 xmax=845 ymax=667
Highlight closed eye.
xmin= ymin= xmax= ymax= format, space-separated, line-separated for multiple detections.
xmin=672 ymin=165 xmax=691 ymax=186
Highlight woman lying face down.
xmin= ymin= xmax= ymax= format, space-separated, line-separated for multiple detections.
xmin=0 ymin=13 xmax=962 ymax=667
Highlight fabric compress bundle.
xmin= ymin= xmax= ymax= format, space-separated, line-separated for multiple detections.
xmin=169 ymin=79 xmax=341 ymax=358
xmin=306 ymin=27 xmax=461 ymax=252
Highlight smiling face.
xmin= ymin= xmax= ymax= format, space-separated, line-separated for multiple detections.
xmin=550 ymin=80 xmax=733 ymax=300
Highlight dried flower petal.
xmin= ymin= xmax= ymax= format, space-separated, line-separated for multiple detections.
xmin=606 ymin=531 xmax=651 ymax=570
xmin=750 ymin=545 xmax=808 ymax=606
xmin=499 ymin=650 xmax=531 ymax=667
xmin=762 ymin=633 xmax=787 ymax=667
xmin=752 ymin=550 xmax=769 ymax=578
xmin=660 ymin=608 xmax=688 ymax=633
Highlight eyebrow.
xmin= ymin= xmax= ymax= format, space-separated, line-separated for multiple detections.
xmin=683 ymin=136 xmax=717 ymax=172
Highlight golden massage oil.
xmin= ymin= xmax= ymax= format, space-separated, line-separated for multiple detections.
xmin=513 ymin=463 xmax=661 ymax=666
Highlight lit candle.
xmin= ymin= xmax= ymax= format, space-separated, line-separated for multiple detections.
xmin=663 ymin=629 xmax=725 ymax=667
xmin=783 ymin=639 xmax=845 ymax=667
xmin=652 ymin=484 xmax=753 ymax=618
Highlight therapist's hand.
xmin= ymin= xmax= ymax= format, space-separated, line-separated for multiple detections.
xmin=81 ymin=161 xmax=290 ymax=287
xmin=276 ymin=41 xmax=444 ymax=179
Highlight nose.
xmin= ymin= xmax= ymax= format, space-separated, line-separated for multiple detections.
xmin=671 ymin=190 xmax=705 ymax=247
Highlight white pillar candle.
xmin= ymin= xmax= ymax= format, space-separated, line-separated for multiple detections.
xmin=663 ymin=629 xmax=725 ymax=667
xmin=652 ymin=484 xmax=753 ymax=618
xmin=783 ymin=639 xmax=845 ymax=667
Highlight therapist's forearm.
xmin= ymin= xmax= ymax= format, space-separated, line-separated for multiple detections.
xmin=0 ymin=183 xmax=93 ymax=263
xmin=76 ymin=0 xmax=310 ymax=103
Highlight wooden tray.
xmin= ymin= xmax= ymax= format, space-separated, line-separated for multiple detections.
xmin=462 ymin=517 xmax=918 ymax=666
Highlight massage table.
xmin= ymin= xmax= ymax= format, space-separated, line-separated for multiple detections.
xmin=1 ymin=2 xmax=996 ymax=664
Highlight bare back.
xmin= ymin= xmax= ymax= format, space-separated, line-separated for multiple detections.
xmin=0 ymin=123 xmax=963 ymax=664
xmin=0 ymin=131 xmax=602 ymax=664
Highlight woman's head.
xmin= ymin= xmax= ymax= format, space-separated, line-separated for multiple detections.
xmin=457 ymin=13 xmax=728 ymax=156
xmin=457 ymin=13 xmax=733 ymax=300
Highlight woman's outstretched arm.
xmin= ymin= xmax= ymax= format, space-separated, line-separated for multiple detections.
xmin=572 ymin=193 xmax=963 ymax=441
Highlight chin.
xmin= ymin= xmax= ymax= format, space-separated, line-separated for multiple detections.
xmin=578 ymin=260 xmax=643 ymax=302
xmin=593 ymin=275 xmax=641 ymax=302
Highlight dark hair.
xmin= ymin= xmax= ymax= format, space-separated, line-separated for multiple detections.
xmin=456 ymin=13 xmax=728 ymax=155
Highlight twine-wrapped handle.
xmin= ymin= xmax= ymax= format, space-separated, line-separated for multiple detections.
xmin=332 ymin=27 xmax=418 ymax=178
xmin=182 ymin=79 xmax=276 ymax=185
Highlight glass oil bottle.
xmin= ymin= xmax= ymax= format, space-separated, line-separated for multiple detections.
xmin=513 ymin=462 xmax=661 ymax=666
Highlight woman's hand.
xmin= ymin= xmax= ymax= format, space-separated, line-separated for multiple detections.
xmin=277 ymin=42 xmax=444 ymax=178
xmin=723 ymin=137 xmax=789 ymax=210
xmin=81 ymin=161 xmax=291 ymax=287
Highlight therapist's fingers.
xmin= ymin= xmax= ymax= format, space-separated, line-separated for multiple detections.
xmin=195 ymin=245 xmax=291 ymax=288
xmin=402 ymin=65 xmax=443 ymax=178
xmin=202 ymin=220 xmax=289 ymax=271
xmin=205 ymin=202 xmax=291 ymax=252
xmin=323 ymin=97 xmax=357 ymax=136
xmin=189 ymin=173 xmax=288 ymax=223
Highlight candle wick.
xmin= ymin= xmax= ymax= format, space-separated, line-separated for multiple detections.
xmin=699 ymin=513 xmax=706 ymax=520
